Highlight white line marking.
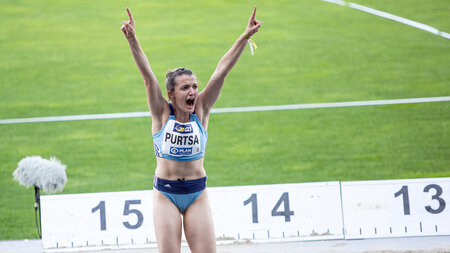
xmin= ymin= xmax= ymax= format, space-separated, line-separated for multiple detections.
xmin=321 ymin=0 xmax=449 ymax=39
xmin=322 ymin=0 xmax=346 ymax=6
xmin=0 ymin=97 xmax=449 ymax=124
xmin=0 ymin=112 xmax=151 ymax=125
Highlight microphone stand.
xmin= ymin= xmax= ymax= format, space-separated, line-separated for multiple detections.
xmin=34 ymin=186 xmax=42 ymax=239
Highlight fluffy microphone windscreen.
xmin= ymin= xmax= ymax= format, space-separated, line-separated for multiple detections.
xmin=13 ymin=156 xmax=67 ymax=194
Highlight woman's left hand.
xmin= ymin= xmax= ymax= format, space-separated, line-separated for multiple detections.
xmin=244 ymin=7 xmax=263 ymax=37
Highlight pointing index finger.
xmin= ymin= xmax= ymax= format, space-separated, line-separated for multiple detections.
xmin=126 ymin=8 xmax=134 ymax=24
xmin=250 ymin=6 xmax=257 ymax=21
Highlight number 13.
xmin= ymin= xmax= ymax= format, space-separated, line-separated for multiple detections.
xmin=394 ymin=184 xmax=446 ymax=215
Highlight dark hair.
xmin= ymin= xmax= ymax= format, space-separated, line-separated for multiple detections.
xmin=165 ymin=67 xmax=194 ymax=91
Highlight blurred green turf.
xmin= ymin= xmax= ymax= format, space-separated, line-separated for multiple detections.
xmin=0 ymin=0 xmax=449 ymax=240
xmin=351 ymin=0 xmax=450 ymax=32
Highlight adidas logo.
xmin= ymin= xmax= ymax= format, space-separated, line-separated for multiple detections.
xmin=164 ymin=184 xmax=171 ymax=188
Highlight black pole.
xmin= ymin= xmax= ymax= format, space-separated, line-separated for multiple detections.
xmin=34 ymin=186 xmax=42 ymax=239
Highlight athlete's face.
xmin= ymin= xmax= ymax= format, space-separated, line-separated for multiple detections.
xmin=169 ymin=74 xmax=198 ymax=114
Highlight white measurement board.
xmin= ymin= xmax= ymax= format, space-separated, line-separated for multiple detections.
xmin=41 ymin=190 xmax=155 ymax=250
xmin=41 ymin=181 xmax=343 ymax=251
xmin=40 ymin=177 xmax=450 ymax=251
xmin=341 ymin=177 xmax=450 ymax=239
xmin=210 ymin=182 xmax=344 ymax=242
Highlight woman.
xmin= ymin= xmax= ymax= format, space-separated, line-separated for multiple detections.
xmin=121 ymin=7 xmax=262 ymax=253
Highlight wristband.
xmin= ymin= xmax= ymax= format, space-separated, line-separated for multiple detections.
xmin=242 ymin=33 xmax=258 ymax=55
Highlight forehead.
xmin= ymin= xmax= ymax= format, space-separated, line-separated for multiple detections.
xmin=175 ymin=74 xmax=197 ymax=86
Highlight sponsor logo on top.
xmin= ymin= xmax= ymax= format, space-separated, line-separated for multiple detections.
xmin=170 ymin=147 xmax=193 ymax=156
xmin=173 ymin=122 xmax=193 ymax=134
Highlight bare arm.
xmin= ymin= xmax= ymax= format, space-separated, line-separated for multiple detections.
xmin=121 ymin=8 xmax=167 ymax=121
xmin=198 ymin=7 xmax=262 ymax=115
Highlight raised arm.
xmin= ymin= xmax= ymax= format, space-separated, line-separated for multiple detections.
xmin=198 ymin=7 xmax=262 ymax=113
xmin=121 ymin=8 xmax=167 ymax=121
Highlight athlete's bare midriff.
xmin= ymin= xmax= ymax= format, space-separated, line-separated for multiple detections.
xmin=155 ymin=157 xmax=206 ymax=180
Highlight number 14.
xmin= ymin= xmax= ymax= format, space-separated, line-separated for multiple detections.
xmin=243 ymin=192 xmax=294 ymax=224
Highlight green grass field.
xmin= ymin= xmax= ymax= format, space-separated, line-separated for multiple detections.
xmin=1 ymin=0 xmax=449 ymax=240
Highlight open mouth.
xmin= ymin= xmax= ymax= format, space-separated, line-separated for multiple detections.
xmin=186 ymin=98 xmax=195 ymax=107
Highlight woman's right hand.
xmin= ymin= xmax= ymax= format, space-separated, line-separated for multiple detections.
xmin=121 ymin=8 xmax=135 ymax=39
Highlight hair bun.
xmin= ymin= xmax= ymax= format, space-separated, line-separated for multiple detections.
xmin=166 ymin=68 xmax=186 ymax=79
xmin=165 ymin=70 xmax=175 ymax=79
xmin=165 ymin=67 xmax=194 ymax=91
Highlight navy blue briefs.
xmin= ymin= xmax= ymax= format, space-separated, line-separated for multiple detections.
xmin=153 ymin=176 xmax=207 ymax=213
